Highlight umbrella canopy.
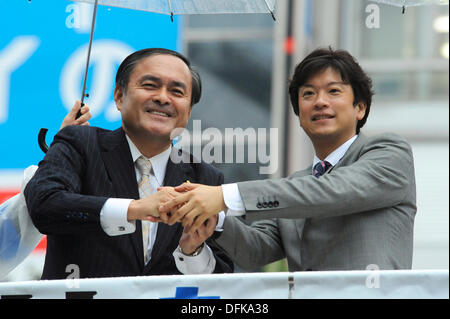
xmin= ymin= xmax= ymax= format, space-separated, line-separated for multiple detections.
xmin=71 ymin=0 xmax=277 ymax=106
xmin=370 ymin=0 xmax=449 ymax=7
xmin=72 ymin=0 xmax=277 ymax=16
xmin=72 ymin=0 xmax=277 ymax=107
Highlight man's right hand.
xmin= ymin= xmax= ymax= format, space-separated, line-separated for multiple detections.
xmin=126 ymin=187 xmax=178 ymax=221
xmin=159 ymin=183 xmax=226 ymax=233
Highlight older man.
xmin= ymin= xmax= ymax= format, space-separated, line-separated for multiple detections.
xmin=24 ymin=48 xmax=233 ymax=279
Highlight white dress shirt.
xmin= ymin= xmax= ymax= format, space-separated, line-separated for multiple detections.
xmin=99 ymin=135 xmax=216 ymax=274
xmin=311 ymin=135 xmax=358 ymax=174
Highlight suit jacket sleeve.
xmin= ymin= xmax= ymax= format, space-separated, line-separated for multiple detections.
xmin=214 ymin=216 xmax=286 ymax=271
xmin=24 ymin=126 xmax=108 ymax=235
xmin=237 ymin=134 xmax=416 ymax=221
xmin=206 ymin=170 xmax=234 ymax=273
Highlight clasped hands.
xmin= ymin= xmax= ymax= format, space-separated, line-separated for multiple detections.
xmin=126 ymin=183 xmax=226 ymax=254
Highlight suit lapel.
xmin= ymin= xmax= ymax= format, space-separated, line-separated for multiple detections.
xmin=163 ymin=148 xmax=196 ymax=187
xmin=329 ymin=134 xmax=366 ymax=172
xmin=300 ymin=135 xmax=366 ymax=249
xmin=99 ymin=128 xmax=144 ymax=268
xmin=146 ymin=148 xmax=195 ymax=272
xmin=99 ymin=128 xmax=139 ymax=199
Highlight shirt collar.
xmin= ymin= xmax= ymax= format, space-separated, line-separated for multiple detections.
xmin=312 ymin=135 xmax=358 ymax=172
xmin=125 ymin=135 xmax=171 ymax=186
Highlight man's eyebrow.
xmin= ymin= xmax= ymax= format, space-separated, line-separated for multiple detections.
xmin=300 ymin=81 xmax=346 ymax=89
xmin=138 ymin=75 xmax=161 ymax=84
xmin=327 ymin=81 xmax=346 ymax=86
xmin=138 ymin=75 xmax=187 ymax=90
xmin=171 ymin=81 xmax=187 ymax=90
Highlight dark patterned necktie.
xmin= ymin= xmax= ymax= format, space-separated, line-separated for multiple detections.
xmin=313 ymin=161 xmax=332 ymax=178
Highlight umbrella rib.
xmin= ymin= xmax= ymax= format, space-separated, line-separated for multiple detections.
xmin=263 ymin=0 xmax=276 ymax=21
xmin=167 ymin=0 xmax=174 ymax=22
xmin=80 ymin=0 xmax=99 ymax=108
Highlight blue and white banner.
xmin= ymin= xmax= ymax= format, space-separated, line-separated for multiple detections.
xmin=0 ymin=272 xmax=290 ymax=299
xmin=0 ymin=0 xmax=180 ymax=172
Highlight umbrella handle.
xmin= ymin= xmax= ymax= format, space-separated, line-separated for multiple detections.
xmin=76 ymin=93 xmax=89 ymax=119
xmin=38 ymin=128 xmax=49 ymax=154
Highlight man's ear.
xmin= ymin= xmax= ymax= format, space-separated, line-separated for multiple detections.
xmin=114 ymin=86 xmax=123 ymax=110
xmin=356 ymin=102 xmax=367 ymax=121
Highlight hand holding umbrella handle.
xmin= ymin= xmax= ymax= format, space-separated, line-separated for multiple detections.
xmin=76 ymin=93 xmax=89 ymax=119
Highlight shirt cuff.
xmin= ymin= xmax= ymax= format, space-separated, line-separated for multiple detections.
xmin=100 ymin=198 xmax=136 ymax=236
xmin=221 ymin=183 xmax=245 ymax=216
xmin=173 ymin=244 xmax=216 ymax=274
xmin=215 ymin=211 xmax=226 ymax=231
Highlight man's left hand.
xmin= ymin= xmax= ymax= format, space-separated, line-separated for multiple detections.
xmin=179 ymin=216 xmax=218 ymax=255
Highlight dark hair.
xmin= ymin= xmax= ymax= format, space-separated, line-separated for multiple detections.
xmin=288 ymin=47 xmax=374 ymax=134
xmin=115 ymin=48 xmax=202 ymax=106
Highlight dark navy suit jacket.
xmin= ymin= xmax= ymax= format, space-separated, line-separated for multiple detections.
xmin=24 ymin=125 xmax=233 ymax=279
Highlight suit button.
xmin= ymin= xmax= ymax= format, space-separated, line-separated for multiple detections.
xmin=268 ymin=201 xmax=273 ymax=208
xmin=262 ymin=202 xmax=268 ymax=208
xmin=256 ymin=203 xmax=262 ymax=209
xmin=274 ymin=201 xmax=279 ymax=207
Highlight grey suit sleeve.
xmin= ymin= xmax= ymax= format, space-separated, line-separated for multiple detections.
xmin=238 ymin=134 xmax=416 ymax=221
xmin=206 ymin=169 xmax=235 ymax=274
xmin=214 ymin=217 xmax=286 ymax=270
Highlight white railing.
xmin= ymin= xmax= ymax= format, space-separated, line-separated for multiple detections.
xmin=0 ymin=270 xmax=447 ymax=299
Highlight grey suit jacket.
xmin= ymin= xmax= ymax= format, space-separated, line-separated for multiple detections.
xmin=215 ymin=133 xmax=416 ymax=271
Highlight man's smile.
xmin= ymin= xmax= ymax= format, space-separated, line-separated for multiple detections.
xmin=144 ymin=106 xmax=174 ymax=118
xmin=311 ymin=113 xmax=335 ymax=121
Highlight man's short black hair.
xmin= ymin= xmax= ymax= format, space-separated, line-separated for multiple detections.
xmin=288 ymin=47 xmax=374 ymax=134
xmin=115 ymin=48 xmax=202 ymax=106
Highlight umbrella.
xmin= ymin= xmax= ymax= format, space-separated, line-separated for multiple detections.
xmin=369 ymin=0 xmax=449 ymax=13
xmin=38 ymin=0 xmax=277 ymax=153
xmin=74 ymin=0 xmax=277 ymax=17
